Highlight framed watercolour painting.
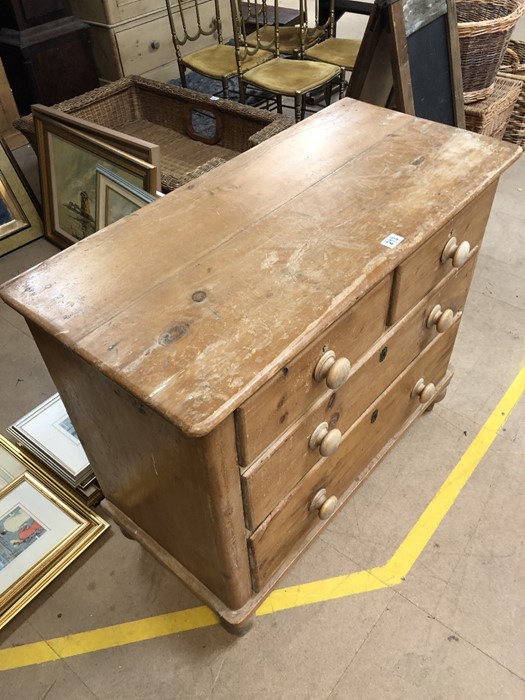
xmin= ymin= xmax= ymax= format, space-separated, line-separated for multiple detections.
xmin=0 ymin=470 xmax=108 ymax=630
xmin=0 ymin=138 xmax=43 ymax=257
xmin=33 ymin=110 xmax=158 ymax=248
xmin=95 ymin=165 xmax=156 ymax=230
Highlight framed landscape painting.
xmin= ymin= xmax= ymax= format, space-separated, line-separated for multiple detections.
xmin=33 ymin=110 xmax=158 ymax=248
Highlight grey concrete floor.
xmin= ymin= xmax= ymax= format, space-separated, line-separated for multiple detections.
xmin=1 ymin=19 xmax=525 ymax=700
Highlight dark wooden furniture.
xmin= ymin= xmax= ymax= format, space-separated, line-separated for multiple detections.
xmin=0 ymin=0 xmax=99 ymax=115
xmin=0 ymin=99 xmax=519 ymax=633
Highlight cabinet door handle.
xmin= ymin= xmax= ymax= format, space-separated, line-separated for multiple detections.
xmin=310 ymin=488 xmax=338 ymax=520
xmin=411 ymin=378 xmax=436 ymax=404
xmin=314 ymin=350 xmax=351 ymax=390
xmin=441 ymin=237 xmax=470 ymax=267
xmin=426 ymin=304 xmax=460 ymax=333
xmin=309 ymin=422 xmax=342 ymax=456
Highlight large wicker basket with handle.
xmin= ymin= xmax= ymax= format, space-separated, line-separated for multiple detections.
xmin=14 ymin=76 xmax=293 ymax=192
xmin=457 ymin=0 xmax=525 ymax=103
xmin=499 ymin=39 xmax=525 ymax=146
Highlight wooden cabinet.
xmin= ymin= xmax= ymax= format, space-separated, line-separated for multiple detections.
xmin=69 ymin=0 xmax=233 ymax=83
xmin=0 ymin=99 xmax=519 ymax=633
xmin=0 ymin=0 xmax=99 ymax=116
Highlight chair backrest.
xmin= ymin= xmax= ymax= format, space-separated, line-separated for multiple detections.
xmin=165 ymin=0 xmax=228 ymax=64
xmin=230 ymin=0 xmax=330 ymax=63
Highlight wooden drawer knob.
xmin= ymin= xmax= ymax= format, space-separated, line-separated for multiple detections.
xmin=441 ymin=237 xmax=470 ymax=268
xmin=310 ymin=488 xmax=338 ymax=520
xmin=309 ymin=422 xmax=342 ymax=456
xmin=314 ymin=351 xmax=351 ymax=390
xmin=426 ymin=304 xmax=458 ymax=333
xmin=411 ymin=378 xmax=436 ymax=404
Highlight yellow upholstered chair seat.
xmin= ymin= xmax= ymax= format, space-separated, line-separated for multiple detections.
xmin=305 ymin=37 xmax=361 ymax=69
xmin=184 ymin=44 xmax=272 ymax=79
xmin=245 ymin=26 xmax=325 ymax=54
xmin=242 ymin=56 xmax=340 ymax=95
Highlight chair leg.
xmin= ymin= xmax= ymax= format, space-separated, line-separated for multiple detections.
xmin=294 ymin=93 xmax=302 ymax=122
xmin=179 ymin=65 xmax=188 ymax=88
xmin=221 ymin=76 xmax=229 ymax=100
xmin=338 ymin=68 xmax=346 ymax=101
xmin=276 ymin=95 xmax=283 ymax=114
xmin=238 ymin=79 xmax=247 ymax=105
xmin=324 ymin=81 xmax=333 ymax=106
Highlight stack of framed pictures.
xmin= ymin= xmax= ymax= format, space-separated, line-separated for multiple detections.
xmin=32 ymin=104 xmax=160 ymax=248
xmin=8 ymin=394 xmax=102 ymax=506
xmin=0 ymin=436 xmax=108 ymax=630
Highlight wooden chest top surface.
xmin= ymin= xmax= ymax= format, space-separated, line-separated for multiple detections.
xmin=1 ymin=99 xmax=519 ymax=435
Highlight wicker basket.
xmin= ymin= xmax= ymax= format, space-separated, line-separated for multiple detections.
xmin=14 ymin=76 xmax=293 ymax=192
xmin=465 ymin=76 xmax=522 ymax=137
xmin=499 ymin=39 xmax=525 ymax=146
xmin=457 ymin=0 xmax=525 ymax=103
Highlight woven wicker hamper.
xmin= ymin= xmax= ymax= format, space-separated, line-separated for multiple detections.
xmin=499 ymin=39 xmax=525 ymax=146
xmin=465 ymin=76 xmax=522 ymax=137
xmin=14 ymin=76 xmax=293 ymax=192
xmin=457 ymin=0 xmax=525 ymax=103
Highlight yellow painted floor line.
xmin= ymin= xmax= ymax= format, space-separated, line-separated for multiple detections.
xmin=0 ymin=367 xmax=523 ymax=672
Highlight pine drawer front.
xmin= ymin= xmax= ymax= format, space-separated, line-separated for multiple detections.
xmin=389 ymin=181 xmax=497 ymax=324
xmin=241 ymin=257 xmax=475 ymax=530
xmin=248 ymin=327 xmax=459 ymax=590
xmin=235 ymin=276 xmax=392 ymax=466
xmin=115 ymin=16 xmax=177 ymax=76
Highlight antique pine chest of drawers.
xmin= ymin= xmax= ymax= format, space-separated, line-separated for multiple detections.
xmin=1 ymin=99 xmax=519 ymax=633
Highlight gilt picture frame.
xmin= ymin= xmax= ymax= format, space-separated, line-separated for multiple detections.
xmin=0 ymin=441 xmax=26 ymax=489
xmin=33 ymin=110 xmax=158 ymax=248
xmin=0 ymin=469 xmax=108 ymax=630
xmin=95 ymin=165 xmax=156 ymax=230
xmin=0 ymin=138 xmax=43 ymax=257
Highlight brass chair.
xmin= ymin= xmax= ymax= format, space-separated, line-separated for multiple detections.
xmin=164 ymin=0 xmax=272 ymax=98
xmin=304 ymin=0 xmax=362 ymax=98
xmin=231 ymin=0 xmax=343 ymax=122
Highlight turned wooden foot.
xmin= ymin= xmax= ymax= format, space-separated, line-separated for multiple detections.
xmin=219 ymin=615 xmax=255 ymax=636
xmin=119 ymin=526 xmax=134 ymax=540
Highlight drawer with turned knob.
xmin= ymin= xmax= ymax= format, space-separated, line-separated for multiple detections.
xmin=235 ymin=274 xmax=392 ymax=466
xmin=389 ymin=181 xmax=497 ymax=323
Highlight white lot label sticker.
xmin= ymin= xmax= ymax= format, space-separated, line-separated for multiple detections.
xmin=381 ymin=233 xmax=405 ymax=249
